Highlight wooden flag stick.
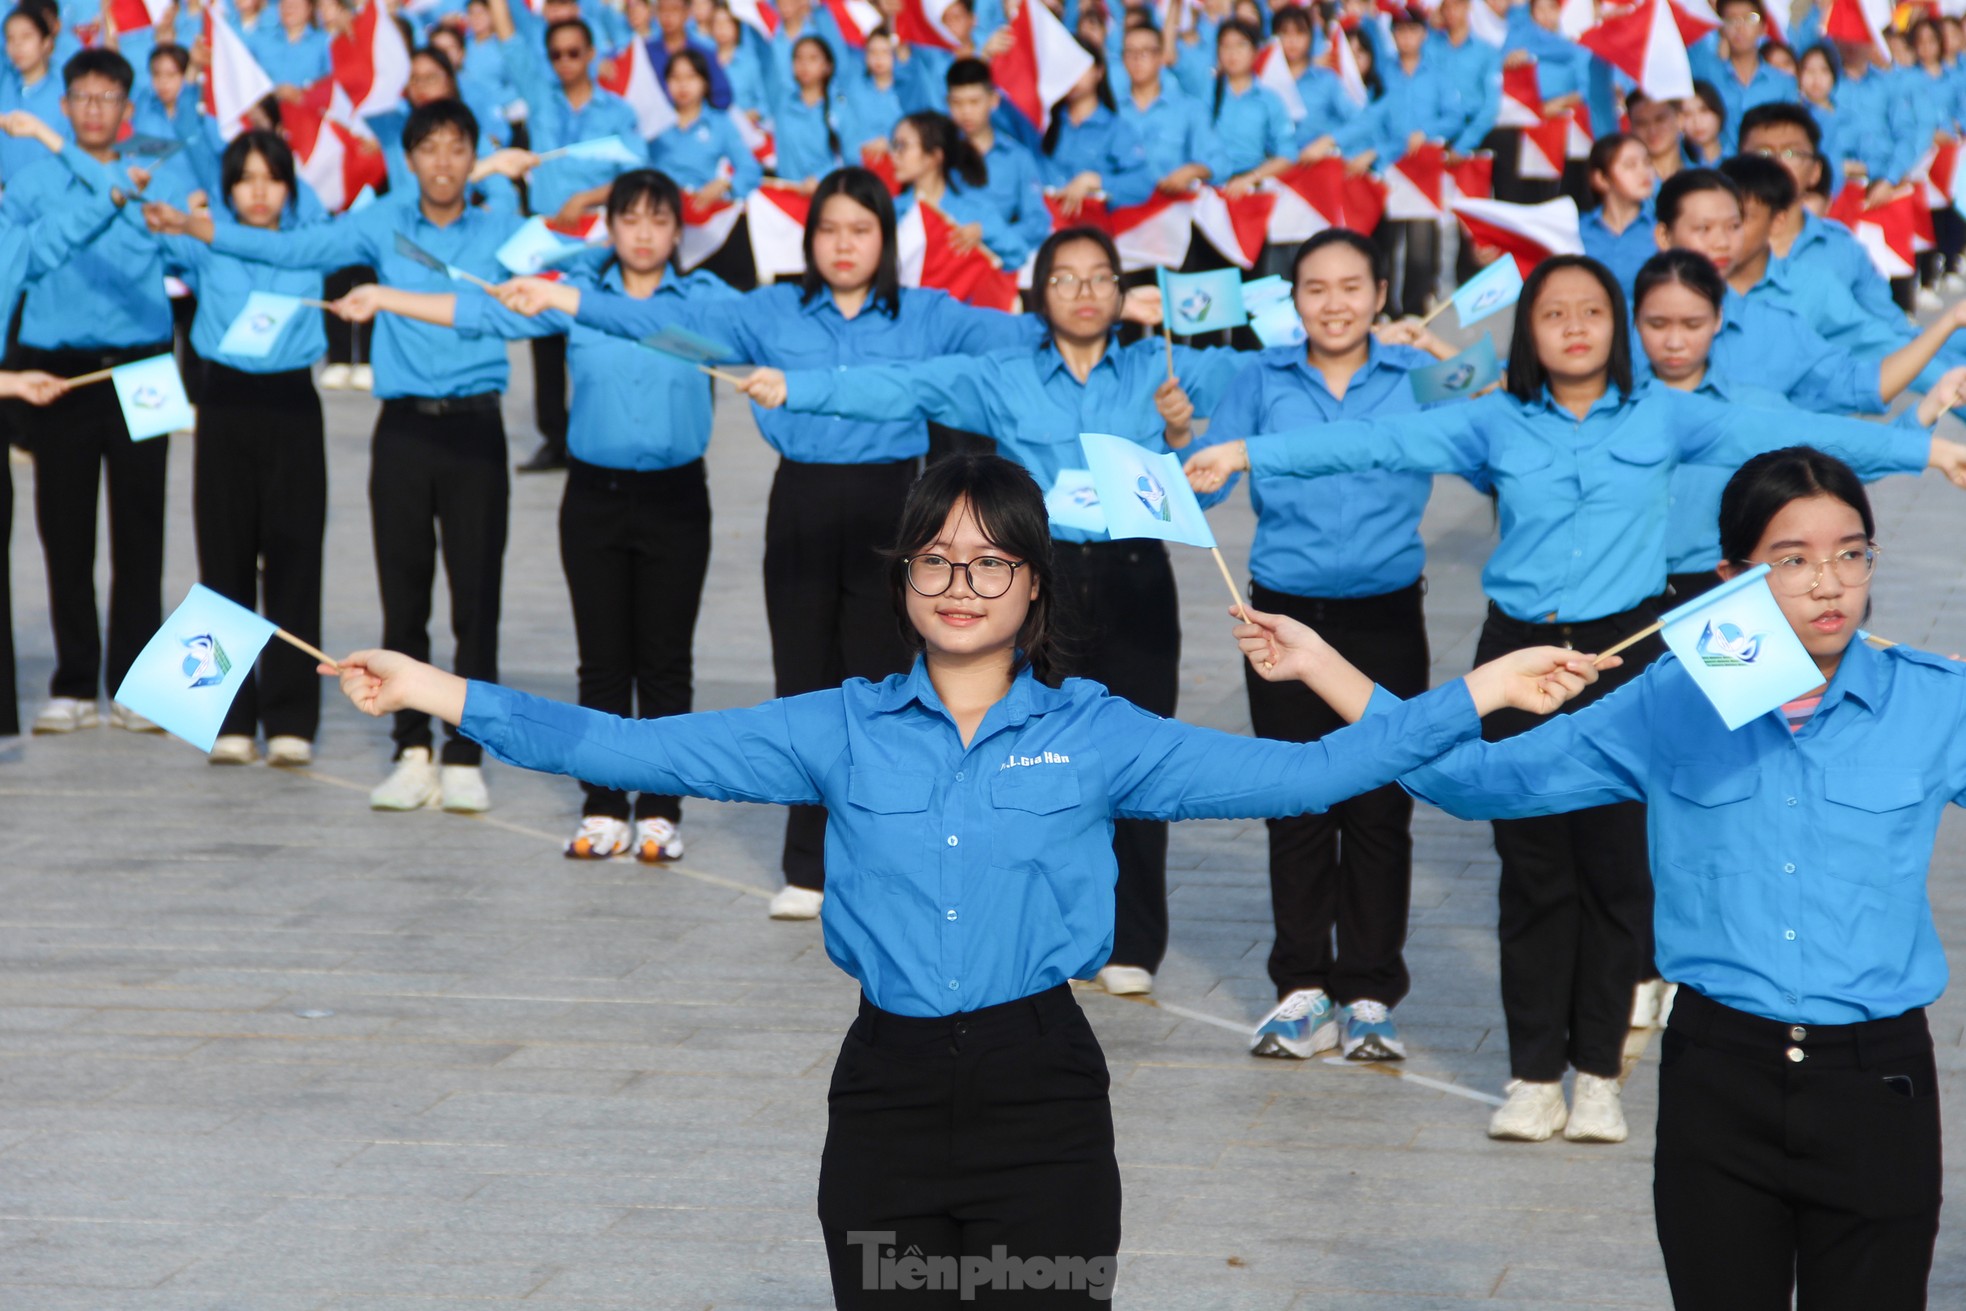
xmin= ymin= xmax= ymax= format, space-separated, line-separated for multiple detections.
xmin=276 ymin=628 xmax=340 ymax=669
xmin=1210 ymin=544 xmax=1252 ymax=624
xmin=1593 ymin=618 xmax=1665 ymax=666
xmin=1161 ymin=319 xmax=1177 ymax=381
xmin=697 ymin=363 xmax=752 ymax=386
xmin=65 ymin=365 xmax=118 ymax=387
xmin=1419 ymin=296 xmax=1455 ymax=327
xmin=1864 ymin=633 xmax=1898 ymax=649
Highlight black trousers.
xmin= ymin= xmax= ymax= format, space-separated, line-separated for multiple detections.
xmin=1655 ymin=988 xmax=1942 ymax=1310
xmin=530 ymin=335 xmax=568 ymax=447
xmin=194 ymin=365 xmax=328 ymax=742
xmin=1475 ymin=602 xmax=1664 ymax=1082
xmin=370 ymin=397 xmax=509 ymax=765
xmin=323 ymin=266 xmax=375 ymax=366
xmin=764 ymin=458 xmax=918 ymax=888
xmin=818 ymin=984 xmax=1121 ymax=1308
xmin=1376 ymin=219 xmax=1441 ymax=319
xmin=1245 ymin=579 xmax=1430 ymax=1005
xmin=1051 ymin=539 xmax=1180 ymax=973
xmin=0 ymin=447 xmax=16 ymax=735
xmin=560 ymin=456 xmax=713 ymax=821
xmin=13 ymin=343 xmax=173 ymax=701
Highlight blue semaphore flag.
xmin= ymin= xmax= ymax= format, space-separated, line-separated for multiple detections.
xmin=113 ymin=585 xmax=279 ymax=751
xmin=1157 ymin=266 xmax=1248 ymax=335
xmin=217 ymin=292 xmax=308 ymax=359
xmin=1448 ymin=257 xmax=1524 ymax=327
xmin=1409 ymin=334 xmax=1501 ymax=404
xmin=1079 ymin=433 xmax=1216 ymax=549
xmin=1658 ymin=564 xmax=1823 ymax=730
xmin=108 ymin=354 xmax=194 ymax=440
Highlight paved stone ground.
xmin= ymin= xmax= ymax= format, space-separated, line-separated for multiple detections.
xmin=2 ymin=350 xmax=1964 ymax=1310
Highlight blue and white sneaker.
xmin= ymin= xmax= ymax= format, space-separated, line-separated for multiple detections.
xmin=1250 ymin=988 xmax=1339 ymax=1059
xmin=1341 ymin=999 xmax=1407 ymax=1061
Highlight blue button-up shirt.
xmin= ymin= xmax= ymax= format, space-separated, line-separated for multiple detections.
xmin=247 ymin=23 xmax=333 ymax=88
xmin=1688 ymin=48 xmax=1796 ymax=151
xmin=772 ymin=90 xmax=846 ymax=184
xmin=1 ymin=150 xmax=197 ymax=350
xmin=1654 ymin=288 xmax=1886 ymax=416
xmin=838 ymin=74 xmax=903 ymax=156
xmin=1424 ymin=29 xmax=1500 ymax=154
xmin=575 ymin=282 xmax=1044 ymax=463
xmin=0 ymin=71 xmax=66 ymax=185
xmin=1041 ymin=104 xmax=1155 ymax=208
xmin=974 ymin=134 xmax=1054 ymax=267
xmin=155 ymin=226 xmax=329 ymax=374
xmin=1243 ymin=381 xmax=1932 ymax=622
xmin=647 ymin=107 xmax=763 ymax=194
xmin=452 ymin=265 xmax=740 ymax=469
xmin=1208 ymin=80 xmax=1293 ymax=178
xmin=461 ymin=657 xmax=1483 ymax=1015
xmin=1290 ymin=64 xmax=1359 ymax=152
xmin=1398 ymin=639 xmax=1966 ymax=1026
xmin=499 ymin=36 xmax=648 ymax=216
xmin=0 ymin=150 xmax=119 ymax=318
xmin=209 ymin=191 xmax=525 ymax=398
xmin=1777 ymin=208 xmax=1903 ymax=327
xmin=1582 ymin=199 xmax=1657 ymax=291
xmin=782 ymin=335 xmax=1248 ymax=542
xmin=1119 ymin=87 xmax=1217 ymax=184
xmin=1201 ymin=341 xmax=1441 ymax=598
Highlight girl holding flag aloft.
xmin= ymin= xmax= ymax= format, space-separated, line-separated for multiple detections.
xmin=1197 ymin=229 xmax=1464 ymax=1062
xmin=147 ymin=130 xmax=335 ymax=769
xmin=493 ymin=167 xmax=1097 ymax=920
xmin=1235 ymin=445 xmax=1966 ymax=1309
xmin=328 ymin=169 xmax=741 ymax=863
xmin=1185 ymin=254 xmax=1966 ymax=1143
xmin=324 ymin=450 xmax=1607 ymax=1310
xmin=735 ymin=225 xmax=1246 ymax=996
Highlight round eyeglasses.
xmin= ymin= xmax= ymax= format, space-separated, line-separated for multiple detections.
xmin=1745 ymin=545 xmax=1879 ymax=597
xmin=904 ymin=554 xmax=1025 ymax=598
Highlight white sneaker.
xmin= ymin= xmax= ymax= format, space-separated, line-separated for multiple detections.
xmin=348 ymin=364 xmax=374 ymax=391
xmin=265 ymin=736 xmax=313 ymax=767
xmin=1916 ymin=285 xmax=1945 ymax=313
xmin=107 ymin=702 xmax=163 ymax=732
xmin=319 ymin=362 xmax=353 ymax=390
xmin=208 ymin=735 xmax=257 ymax=765
xmin=1630 ymin=978 xmax=1666 ymax=1029
xmin=633 ymin=817 xmax=685 ymax=864
xmin=768 ymin=883 xmax=824 ymax=920
xmin=31 ymin=697 xmax=99 ymax=734
xmin=440 ymin=764 xmax=490 ymax=813
xmin=565 ymin=815 xmax=631 ymax=859
xmin=1943 ymin=271 xmax=1966 ymax=295
xmin=1096 ymin=965 xmax=1154 ymax=996
xmin=1488 ymin=1079 xmax=1568 ymax=1142
xmin=369 ymin=747 xmax=439 ymax=811
xmin=1564 ymin=1072 xmax=1629 ymax=1143
xmin=1250 ymin=987 xmax=1339 ymax=1059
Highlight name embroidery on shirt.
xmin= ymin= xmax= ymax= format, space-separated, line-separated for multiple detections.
xmin=999 ymin=750 xmax=1071 ymax=770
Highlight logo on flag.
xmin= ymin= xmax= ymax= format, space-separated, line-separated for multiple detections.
xmin=108 ymin=354 xmax=194 ymax=441
xmin=1409 ymin=335 xmax=1501 ymax=404
xmin=1157 ymin=266 xmax=1248 ymax=335
xmin=1695 ymin=621 xmax=1764 ymax=667
xmin=218 ymin=291 xmax=307 ymax=358
xmin=181 ymin=634 xmax=234 ymax=688
xmin=1078 ymin=433 xmax=1217 ymax=549
xmin=1134 ymin=472 xmax=1172 ymax=522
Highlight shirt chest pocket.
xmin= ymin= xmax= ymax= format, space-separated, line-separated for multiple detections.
xmin=1820 ymin=767 xmax=1927 ymax=889
xmin=1663 ymin=763 xmax=1760 ymax=881
xmin=989 ymin=767 xmax=1090 ymax=868
xmin=843 ymin=766 xmax=933 ymax=892
xmin=1601 ymin=437 xmax=1672 ymax=500
xmin=1487 ymin=439 xmax=1553 ymax=491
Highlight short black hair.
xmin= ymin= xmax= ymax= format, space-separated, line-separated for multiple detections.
xmin=148 ymin=42 xmax=191 ymax=73
xmin=1504 ymin=255 xmax=1632 ymax=403
xmin=62 ymin=47 xmax=135 ymax=95
xmin=4 ymin=4 xmax=55 ymax=39
xmin=545 ymin=17 xmax=594 ymax=48
xmin=1719 ymin=447 xmax=1875 ymax=565
xmin=1632 ymin=247 xmax=1726 ymax=317
xmin=1737 ymin=99 xmax=1821 ymax=151
xmin=401 ymin=96 xmax=479 ymax=154
xmin=1655 ymin=167 xmax=1739 ymax=228
xmin=1719 ymin=151 xmax=1797 ymax=212
xmin=946 ymin=56 xmax=993 ymax=91
xmin=801 ymin=167 xmax=901 ymax=317
xmin=221 ymin=129 xmax=299 ymax=218
xmin=1293 ymin=228 xmax=1386 ymax=286
xmin=1030 ymin=225 xmax=1122 ymax=330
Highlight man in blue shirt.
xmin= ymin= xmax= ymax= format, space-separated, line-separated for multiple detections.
xmin=1689 ymin=0 xmax=1795 ymax=151
xmin=944 ymin=57 xmax=1053 ymax=266
xmin=3 ymin=49 xmax=199 ymax=737
xmin=145 ymin=100 xmax=527 ymax=815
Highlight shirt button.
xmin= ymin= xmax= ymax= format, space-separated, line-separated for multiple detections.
xmin=947 ymin=835 xmax=959 ymax=847
xmin=1786 ymin=797 xmax=1798 ymax=807
xmin=1790 ymin=1025 xmax=1807 ymax=1042
xmin=1782 ymin=863 xmax=1796 ymax=874
xmin=1785 ymin=993 xmax=1799 ymax=1005
xmin=948 ymin=979 xmax=959 ymax=990
xmin=946 ymin=910 xmax=958 ymax=921
xmin=956 ymin=771 xmax=964 ymax=781
xmin=1784 ymin=930 xmax=1797 ymax=941
xmin=1785 ymin=1046 xmax=1806 ymax=1063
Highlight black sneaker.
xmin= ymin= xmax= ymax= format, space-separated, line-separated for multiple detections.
xmin=517 ymin=441 xmax=567 ymax=473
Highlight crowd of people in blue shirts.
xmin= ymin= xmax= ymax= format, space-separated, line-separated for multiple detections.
xmin=6 ymin=0 xmax=1966 ymax=1302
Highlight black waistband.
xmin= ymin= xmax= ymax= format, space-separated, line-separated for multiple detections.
xmin=776 ymin=456 xmax=920 ymax=477
xmin=12 ymin=342 xmax=173 ymax=374
xmin=1483 ymin=597 xmax=1662 ymax=649
xmin=566 ymin=454 xmax=706 ymax=488
xmin=382 ymin=392 xmax=502 ymax=417
xmin=1669 ymin=987 xmax=1931 ymax=1069
xmin=853 ymin=983 xmax=1080 ymax=1052
xmin=1251 ymin=577 xmax=1426 ymax=618
xmin=1058 ymin=538 xmax=1171 ymax=558
xmin=203 ymin=362 xmax=316 ymax=394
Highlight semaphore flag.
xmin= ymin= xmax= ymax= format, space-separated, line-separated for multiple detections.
xmin=1079 ymin=433 xmax=1216 ymax=549
xmin=113 ymin=585 xmax=280 ymax=751
xmin=1658 ymin=564 xmax=1823 ymax=730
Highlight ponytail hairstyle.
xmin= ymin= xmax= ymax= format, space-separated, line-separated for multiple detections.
xmin=885 ymin=454 xmax=1072 ymax=685
xmin=792 ymin=34 xmax=841 ymax=160
xmin=1631 ymin=246 xmax=1726 ymax=319
xmin=1211 ymin=18 xmax=1263 ymax=121
xmin=1041 ymin=33 xmax=1116 ymax=156
xmin=1584 ymin=131 xmax=1642 ymax=209
xmin=800 ymin=166 xmax=903 ymax=316
xmin=1718 ymin=447 xmax=1874 ymax=566
xmin=1503 ymin=254 xmax=1632 ymax=403
xmin=902 ymin=108 xmax=989 ymax=189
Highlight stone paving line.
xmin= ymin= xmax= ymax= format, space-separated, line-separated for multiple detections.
xmin=0 ymin=356 xmax=1963 ymax=1309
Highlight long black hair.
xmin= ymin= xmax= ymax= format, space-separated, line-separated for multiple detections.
xmin=900 ymin=109 xmax=988 ymax=189
xmin=1718 ymin=447 xmax=1875 ymax=565
xmin=1631 ymin=246 xmax=1726 ymax=317
xmin=799 ymin=166 xmax=902 ymax=316
xmin=1041 ymin=33 xmax=1115 ymax=155
xmin=886 ymin=454 xmax=1068 ymax=684
xmin=792 ymin=33 xmax=842 ymax=160
xmin=220 ymin=129 xmax=299 ymax=218
xmin=1211 ymin=18 xmax=1263 ymax=121
xmin=1503 ymin=254 xmax=1632 ymax=403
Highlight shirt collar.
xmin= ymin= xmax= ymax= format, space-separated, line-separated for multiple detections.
xmin=874 ymin=656 xmax=1073 ymax=729
xmin=1038 ymin=333 xmax=1121 ymax=380
xmin=1522 ymin=380 xmax=1632 ymax=419
xmin=1814 ymin=633 xmax=1885 ymax=718
xmin=1259 ymin=338 xmax=1396 ymax=389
